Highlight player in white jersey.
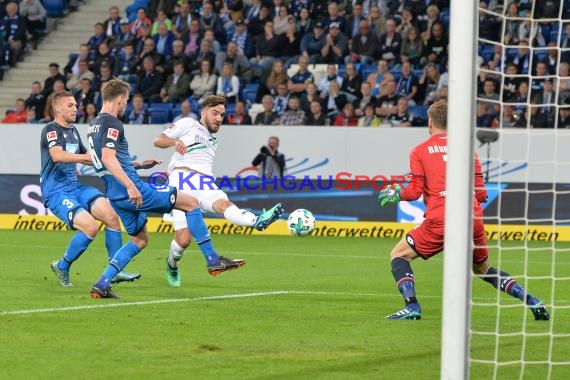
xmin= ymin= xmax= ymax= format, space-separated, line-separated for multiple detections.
xmin=154 ymin=95 xmax=283 ymax=287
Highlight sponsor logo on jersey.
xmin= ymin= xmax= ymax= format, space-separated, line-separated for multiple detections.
xmin=48 ymin=141 xmax=57 ymax=148
xmin=107 ymin=128 xmax=119 ymax=140
xmin=47 ymin=131 xmax=57 ymax=141
xmin=65 ymin=143 xmax=79 ymax=154
xmin=106 ymin=142 xmax=116 ymax=148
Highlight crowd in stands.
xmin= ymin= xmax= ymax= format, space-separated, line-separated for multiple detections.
xmin=1 ymin=0 xmax=569 ymax=127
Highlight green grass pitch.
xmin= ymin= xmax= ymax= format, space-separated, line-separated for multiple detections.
xmin=0 ymin=230 xmax=568 ymax=379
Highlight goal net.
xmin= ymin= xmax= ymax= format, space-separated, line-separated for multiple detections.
xmin=464 ymin=1 xmax=570 ymax=379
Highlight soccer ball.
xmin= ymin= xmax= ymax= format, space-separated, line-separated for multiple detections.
xmin=287 ymin=209 xmax=316 ymax=236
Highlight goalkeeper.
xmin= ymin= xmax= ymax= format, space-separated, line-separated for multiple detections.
xmin=378 ymin=101 xmax=549 ymax=321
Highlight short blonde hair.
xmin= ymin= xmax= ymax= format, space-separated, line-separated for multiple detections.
xmin=428 ymin=101 xmax=447 ymax=129
xmin=101 ymin=79 xmax=130 ymax=102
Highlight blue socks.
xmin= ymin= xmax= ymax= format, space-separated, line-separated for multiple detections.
xmin=58 ymin=231 xmax=94 ymax=271
xmin=185 ymin=208 xmax=220 ymax=265
xmin=104 ymin=228 xmax=122 ymax=261
xmin=391 ymin=257 xmax=418 ymax=305
xmin=483 ymin=267 xmax=526 ymax=301
xmin=96 ymin=241 xmax=141 ymax=288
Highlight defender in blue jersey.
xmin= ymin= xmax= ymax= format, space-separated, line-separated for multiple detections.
xmin=40 ymin=91 xmax=141 ymax=287
xmin=87 ymin=79 xmax=245 ymax=299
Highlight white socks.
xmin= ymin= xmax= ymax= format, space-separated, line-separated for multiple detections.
xmin=168 ymin=239 xmax=185 ymax=268
xmin=223 ymin=205 xmax=257 ymax=226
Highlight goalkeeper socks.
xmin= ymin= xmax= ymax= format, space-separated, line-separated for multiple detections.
xmin=168 ymin=239 xmax=185 ymax=268
xmin=97 ymin=241 xmax=141 ymax=287
xmin=185 ymin=209 xmax=220 ymax=265
xmin=58 ymin=231 xmax=94 ymax=271
xmin=483 ymin=267 xmax=525 ymax=301
xmin=224 ymin=205 xmax=257 ymax=226
xmin=391 ymin=257 xmax=418 ymax=305
xmin=104 ymin=228 xmax=122 ymax=261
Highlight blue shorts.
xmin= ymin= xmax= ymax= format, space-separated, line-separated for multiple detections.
xmin=111 ymin=182 xmax=177 ymax=236
xmin=46 ymin=185 xmax=103 ymax=228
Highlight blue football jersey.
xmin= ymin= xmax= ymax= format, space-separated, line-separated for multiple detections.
xmin=87 ymin=113 xmax=142 ymax=200
xmin=40 ymin=122 xmax=86 ymax=202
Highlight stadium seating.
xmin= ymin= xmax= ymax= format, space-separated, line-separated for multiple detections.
xmin=409 ymin=105 xmax=429 ymax=121
xmin=44 ymin=0 xmax=67 ymax=17
xmin=242 ymin=83 xmax=259 ymax=104
xmin=148 ymin=108 xmax=170 ymax=124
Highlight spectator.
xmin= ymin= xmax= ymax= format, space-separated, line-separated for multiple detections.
xmin=164 ymin=39 xmax=190 ymax=74
xmin=251 ymin=20 xmax=280 ymax=78
xmin=202 ymin=28 xmax=222 ymax=55
xmin=400 ymin=27 xmax=424 ymax=68
xmin=110 ymin=17 xmax=134 ymax=52
xmin=251 ymin=136 xmax=286 ymax=178
xmin=347 ymin=19 xmax=378 ymax=65
xmin=19 ymin=0 xmax=46 ymax=48
xmin=42 ymin=63 xmax=66 ymax=97
xmin=87 ymin=23 xmax=107 ymax=59
xmin=151 ymin=10 xmax=172 ymax=37
xmin=340 ymin=62 xmax=362 ymax=102
xmin=278 ymin=18 xmax=301 ymax=68
xmin=499 ymin=105 xmax=519 ymax=128
xmin=153 ymin=22 xmax=175 ymax=59
xmin=377 ymin=18 xmax=401 ymax=67
xmin=503 ymin=2 xmax=522 ymax=45
xmin=273 ymin=82 xmax=290 ymax=116
xmin=1 ymin=98 xmax=26 ymax=123
xmin=318 ymin=64 xmax=343 ymax=98
xmin=75 ymin=77 xmax=95 ymax=118
xmin=25 ymin=107 xmax=38 ymax=123
xmin=66 ymin=60 xmax=95 ymax=94
xmin=544 ymin=42 xmax=558 ymax=75
xmin=305 ymin=99 xmax=328 ymax=126
xmin=154 ymin=61 xmax=190 ymax=103
xmin=103 ymin=6 xmax=121 ymax=39
xmin=113 ymin=42 xmax=138 ymax=82
xmin=1 ymin=2 xmax=26 ymax=67
xmin=418 ymin=63 xmax=440 ymax=105
xmin=130 ymin=7 xmax=152 ymax=39
xmin=148 ymin=0 xmax=177 ymax=19
xmin=232 ymin=19 xmax=254 ymax=58
xmin=295 ymin=7 xmax=313 ymax=39
xmin=345 ymin=3 xmax=365 ymax=38
xmin=135 ymin=37 xmax=166 ymax=74
xmin=333 ymin=102 xmax=358 ymax=126
xmin=478 ymin=1 xmax=500 ymax=42
xmin=64 ymin=43 xmax=89 ymax=78
xmin=256 ymin=59 xmax=288 ymax=101
xmin=368 ymin=6 xmax=387 ymax=38
xmin=171 ymin=1 xmax=191 ymax=40
xmin=190 ymin=59 xmax=217 ymax=103
xmin=358 ymin=103 xmax=382 ymax=127
xmin=376 ymin=79 xmax=400 ymax=117
xmin=216 ymin=62 xmax=240 ymax=103
xmin=424 ymin=21 xmax=448 ymax=68
xmin=42 ymin=79 xmax=65 ymax=121
xmin=253 ymin=95 xmax=279 ymax=125
xmin=300 ymin=21 xmax=326 ymax=64
xmin=287 ymin=55 xmax=314 ymax=98
xmin=25 ymin=80 xmax=44 ymax=120
xmin=279 ymin=96 xmax=306 ymax=125
xmin=300 ymin=82 xmax=321 ymax=114
xmin=91 ymin=41 xmax=114 ymax=76
xmin=322 ymin=80 xmax=347 ymax=119
xmin=514 ymin=81 xmax=530 ymax=114
xmin=558 ymin=62 xmax=570 ymax=105
xmin=558 ymin=104 xmax=570 ymax=129
xmin=502 ymin=63 xmax=521 ymax=102
xmin=199 ymin=1 xmax=226 ymax=45
xmin=531 ymin=61 xmax=548 ymax=96
xmin=244 ymin=0 xmax=262 ymax=24
xmin=215 ymin=41 xmax=252 ymax=84
xmin=320 ymin=21 xmax=349 ymax=65
xmin=368 ymin=59 xmax=394 ymax=97
xmin=395 ymin=6 xmax=418 ymax=37
xmin=533 ymin=78 xmax=556 ymax=127
xmin=354 ymin=81 xmax=376 ymax=117
xmin=324 ymin=2 xmax=345 ymax=32
xmin=396 ymin=62 xmax=419 ymax=105
xmin=79 ymin=102 xmax=98 ymax=124
xmin=182 ymin=19 xmax=200 ymax=56
xmin=419 ymin=4 xmax=441 ymax=42
xmin=386 ymin=98 xmax=418 ymax=127
xmin=225 ymin=100 xmax=252 ymax=125
xmin=248 ymin=5 xmax=271 ymax=38
xmin=529 ymin=106 xmax=549 ymax=128
xmin=509 ymin=40 xmax=531 ymax=74
xmin=273 ymin=6 xmax=290 ymax=36
xmin=476 ymin=101 xmax=498 ymax=128
xmin=173 ymin=99 xmax=198 ymax=122
xmin=126 ymin=93 xmax=151 ymax=124
xmin=136 ymin=56 xmax=164 ymax=103
xmin=479 ymin=78 xmax=500 ymax=117
xmin=94 ymin=63 xmax=113 ymax=90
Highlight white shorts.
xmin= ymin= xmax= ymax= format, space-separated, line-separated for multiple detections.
xmin=167 ymin=169 xmax=228 ymax=230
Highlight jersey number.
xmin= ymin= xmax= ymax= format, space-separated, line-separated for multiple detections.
xmin=88 ymin=136 xmax=103 ymax=170
xmin=62 ymin=199 xmax=75 ymax=209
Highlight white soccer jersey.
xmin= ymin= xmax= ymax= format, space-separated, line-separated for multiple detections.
xmin=162 ymin=117 xmax=218 ymax=176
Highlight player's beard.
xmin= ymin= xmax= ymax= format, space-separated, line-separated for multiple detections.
xmin=203 ymin=115 xmax=220 ymax=133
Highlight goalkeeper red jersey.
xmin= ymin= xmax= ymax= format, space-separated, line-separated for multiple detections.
xmin=399 ymin=132 xmax=487 ymax=221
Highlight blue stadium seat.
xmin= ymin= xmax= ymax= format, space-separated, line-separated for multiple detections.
xmin=409 ymin=105 xmax=429 ymax=121
xmin=225 ymin=102 xmax=236 ymax=115
xmin=149 ymin=102 xmax=173 ymax=112
xmin=44 ymin=0 xmax=67 ymax=17
xmin=360 ymin=64 xmax=377 ymax=80
xmin=148 ymin=108 xmax=170 ymax=124
xmin=390 ymin=69 xmax=402 ymax=82
xmin=441 ymin=10 xmax=450 ymax=30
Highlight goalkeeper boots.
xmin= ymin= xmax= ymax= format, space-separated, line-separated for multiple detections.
xmin=90 ymin=285 xmax=120 ymax=299
xmin=527 ymin=296 xmax=550 ymax=321
xmin=50 ymin=260 xmax=72 ymax=287
xmin=208 ymin=256 xmax=246 ymax=276
xmin=111 ymin=271 xmax=142 ymax=283
xmin=385 ymin=303 xmax=422 ymax=320
xmin=166 ymin=258 xmax=181 ymax=288
xmin=253 ymin=203 xmax=284 ymax=231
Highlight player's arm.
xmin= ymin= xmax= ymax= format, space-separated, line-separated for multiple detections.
xmin=399 ymin=150 xmax=425 ymax=201
xmin=474 ymin=153 xmax=488 ymax=203
xmin=153 ymin=133 xmax=186 ymax=154
xmin=132 ymin=159 xmax=162 ymax=170
xmin=49 ymin=146 xmax=93 ymax=165
xmin=101 ymin=147 xmax=142 ymax=207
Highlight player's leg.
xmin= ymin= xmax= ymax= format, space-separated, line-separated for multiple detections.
xmin=472 ymin=226 xmax=549 ymax=320
xmin=174 ymin=192 xmax=246 ymax=275
xmin=48 ymin=194 xmax=99 ymax=287
xmin=211 ymin=198 xmax=283 ymax=231
xmin=90 ymin=206 xmax=149 ymax=299
xmin=385 ymin=235 xmax=423 ymax=320
xmin=89 ymin=196 xmax=141 ymax=283
xmin=165 ymin=212 xmax=192 ymax=287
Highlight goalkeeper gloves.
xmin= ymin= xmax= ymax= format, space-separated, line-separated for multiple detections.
xmin=378 ymin=184 xmax=402 ymax=207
